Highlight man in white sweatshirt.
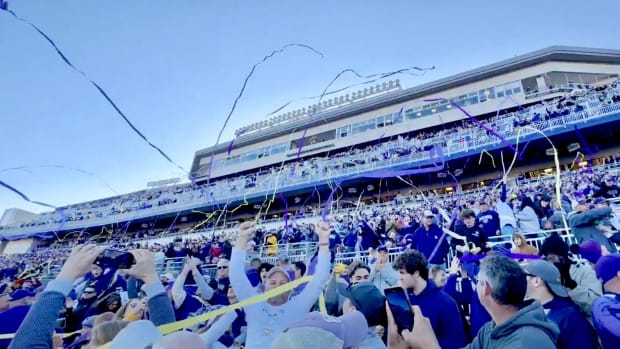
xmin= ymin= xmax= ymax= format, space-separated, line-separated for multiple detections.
xmin=230 ymin=220 xmax=332 ymax=348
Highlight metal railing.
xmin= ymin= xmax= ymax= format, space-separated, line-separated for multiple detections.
xmin=4 ymin=96 xmax=620 ymax=236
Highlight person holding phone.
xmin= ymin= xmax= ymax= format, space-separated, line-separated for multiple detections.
xmin=392 ymin=250 xmax=467 ymax=349
xmin=388 ymin=255 xmax=560 ymax=349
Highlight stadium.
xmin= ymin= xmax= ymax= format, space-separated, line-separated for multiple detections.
xmin=2 ymin=44 xmax=620 ymax=349
xmin=2 ymin=46 xmax=620 ymax=245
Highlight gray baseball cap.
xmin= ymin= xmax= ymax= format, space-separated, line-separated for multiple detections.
xmin=524 ymin=260 xmax=568 ymax=297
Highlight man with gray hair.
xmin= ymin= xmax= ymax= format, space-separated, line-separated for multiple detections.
xmin=388 ymin=255 xmax=560 ymax=349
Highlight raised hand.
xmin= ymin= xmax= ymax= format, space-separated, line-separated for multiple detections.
xmin=57 ymin=245 xmax=107 ymax=281
xmin=121 ymin=250 xmax=158 ymax=284
xmin=315 ymin=220 xmax=332 ymax=242
xmin=238 ymin=221 xmax=257 ymax=241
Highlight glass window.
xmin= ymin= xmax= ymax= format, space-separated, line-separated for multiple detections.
xmin=497 ymin=90 xmax=505 ymax=98
xmin=384 ymin=114 xmax=392 ymax=126
xmin=513 ymin=87 xmax=521 ymax=94
xmin=393 ymin=111 xmax=404 ymax=124
xmin=376 ymin=115 xmax=385 ymax=128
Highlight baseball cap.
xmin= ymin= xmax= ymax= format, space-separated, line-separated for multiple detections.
xmin=595 ymin=254 xmax=620 ymax=286
xmin=8 ymin=289 xmax=36 ymax=301
xmin=524 ymin=260 xmax=568 ymax=297
xmin=337 ymin=281 xmax=386 ymax=327
xmin=266 ymin=267 xmax=291 ymax=282
xmin=423 ymin=210 xmax=435 ymax=218
xmin=592 ymin=197 xmax=606 ymax=205
xmin=271 ymin=311 xmax=368 ymax=349
xmin=460 ymin=209 xmax=476 ymax=219
xmin=377 ymin=245 xmax=388 ymax=253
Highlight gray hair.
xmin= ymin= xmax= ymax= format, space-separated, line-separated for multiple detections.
xmin=478 ymin=255 xmax=527 ymax=306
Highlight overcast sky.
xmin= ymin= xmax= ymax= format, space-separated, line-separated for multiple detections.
xmin=1 ymin=0 xmax=619 ymax=214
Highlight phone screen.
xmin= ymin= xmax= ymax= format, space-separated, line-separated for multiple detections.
xmin=385 ymin=287 xmax=414 ymax=333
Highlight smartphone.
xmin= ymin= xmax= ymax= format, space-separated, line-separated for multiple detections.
xmin=96 ymin=249 xmax=135 ymax=269
xmin=55 ymin=317 xmax=66 ymax=329
xmin=384 ymin=287 xmax=414 ymax=333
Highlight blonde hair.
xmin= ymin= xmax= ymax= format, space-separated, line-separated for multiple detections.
xmin=89 ymin=320 xmax=129 ymax=347
xmin=114 ymin=298 xmax=145 ymax=321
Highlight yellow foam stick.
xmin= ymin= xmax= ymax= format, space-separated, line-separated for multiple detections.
xmin=318 ymin=292 xmax=328 ymax=315
xmin=96 ymin=275 xmax=314 ymax=348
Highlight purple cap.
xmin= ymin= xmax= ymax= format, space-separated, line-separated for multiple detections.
xmin=595 ymin=254 xmax=620 ymax=286
xmin=579 ymin=240 xmax=602 ymax=264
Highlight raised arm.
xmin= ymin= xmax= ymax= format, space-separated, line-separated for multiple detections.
xmin=200 ymin=311 xmax=238 ymax=347
xmin=171 ymin=263 xmax=191 ymax=308
xmin=191 ymin=261 xmax=215 ymax=302
xmin=122 ymin=250 xmax=176 ymax=326
xmin=9 ymin=245 xmax=106 ymax=349
xmin=229 ymin=222 xmax=259 ymax=301
xmin=292 ymin=220 xmax=332 ymax=311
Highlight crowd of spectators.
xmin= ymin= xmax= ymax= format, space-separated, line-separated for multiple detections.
xmin=2 ymin=81 xmax=619 ymax=232
xmin=1 ymin=198 xmax=620 ymax=348
xmin=1 ymin=81 xmax=620 ymax=348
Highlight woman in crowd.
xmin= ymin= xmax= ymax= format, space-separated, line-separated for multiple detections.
xmin=511 ymin=233 xmax=539 ymax=255
xmin=515 ymin=196 xmax=541 ymax=235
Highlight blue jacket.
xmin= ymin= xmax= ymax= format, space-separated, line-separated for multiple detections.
xmin=408 ymin=281 xmax=467 ymax=349
xmin=411 ymin=224 xmax=449 ymax=265
xmin=544 ymin=297 xmax=598 ymax=349
xmin=476 ymin=210 xmax=500 ymax=237
xmin=442 ymin=274 xmax=491 ymax=339
xmin=593 ymin=293 xmax=620 ymax=349
xmin=343 ymin=232 xmax=357 ymax=247
xmin=359 ymin=222 xmax=381 ymax=250
xmin=0 ymin=305 xmax=31 ymax=349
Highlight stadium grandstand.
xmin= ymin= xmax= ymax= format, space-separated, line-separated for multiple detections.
xmin=3 ymin=46 xmax=620 ymax=348
xmin=2 ymin=46 xmax=620 ymax=242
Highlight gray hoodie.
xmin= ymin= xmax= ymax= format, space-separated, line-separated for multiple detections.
xmin=465 ymin=301 xmax=559 ymax=349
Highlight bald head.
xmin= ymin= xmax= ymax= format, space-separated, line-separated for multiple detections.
xmin=152 ymin=331 xmax=205 ymax=349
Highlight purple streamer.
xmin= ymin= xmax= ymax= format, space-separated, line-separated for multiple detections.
xmin=204 ymin=43 xmax=325 ymax=184
xmin=1 ymin=5 xmax=186 ymax=173
xmin=518 ymin=141 xmax=530 ymax=160
xmin=279 ymin=193 xmax=289 ymax=235
xmin=227 ymin=139 xmax=235 ymax=156
xmin=321 ymin=183 xmax=341 ymax=221
xmin=265 ymin=67 xmax=433 ymax=118
xmin=0 ymin=180 xmax=55 ymax=209
xmin=426 ymin=98 xmax=516 ymax=152
xmin=363 ymin=146 xmax=445 ymax=178
xmin=295 ymin=67 xmax=434 ymax=163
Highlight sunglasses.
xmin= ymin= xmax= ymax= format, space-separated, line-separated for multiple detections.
xmin=217 ymin=266 xmax=229 ymax=270
xmin=83 ymin=290 xmax=96 ymax=294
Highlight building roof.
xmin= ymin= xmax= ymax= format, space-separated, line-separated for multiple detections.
xmin=195 ymin=46 xmax=620 ymax=157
